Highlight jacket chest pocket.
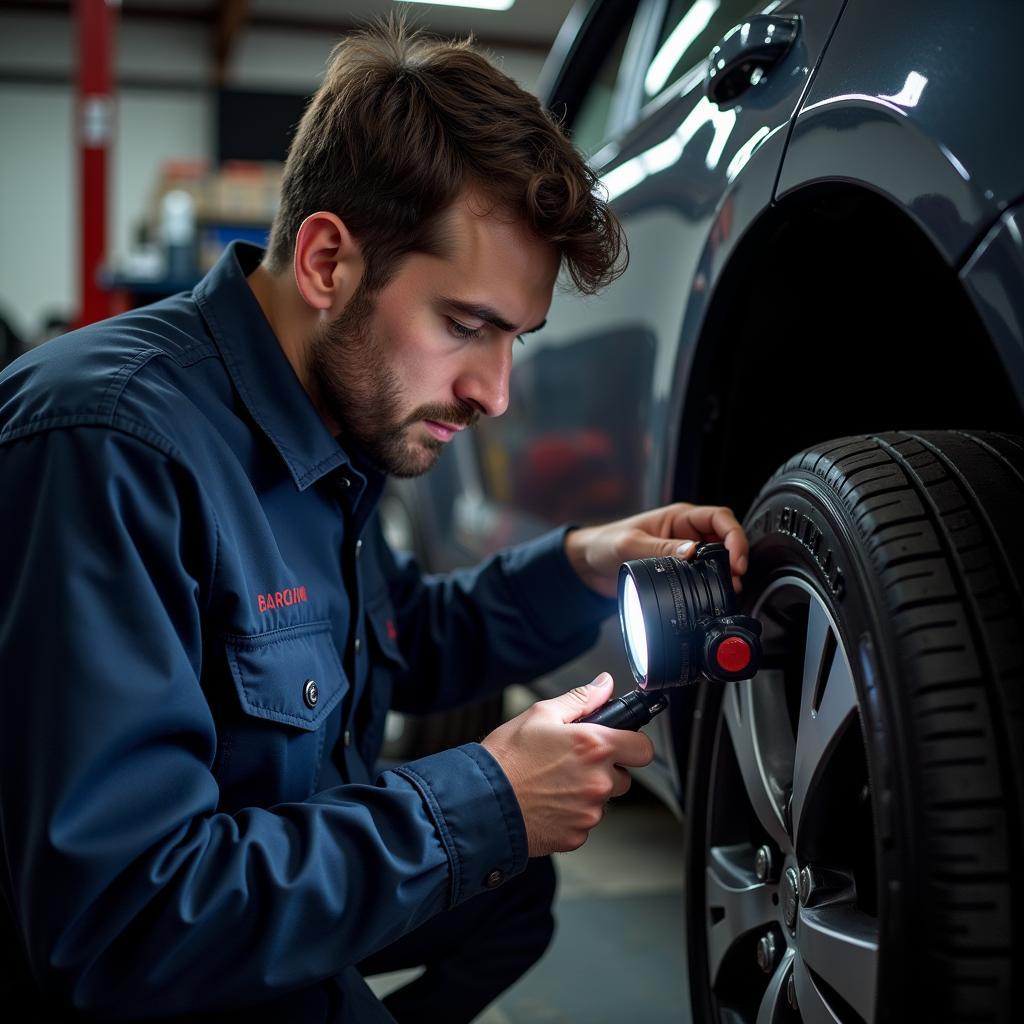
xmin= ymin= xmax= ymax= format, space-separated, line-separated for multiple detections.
xmin=217 ymin=621 xmax=348 ymax=806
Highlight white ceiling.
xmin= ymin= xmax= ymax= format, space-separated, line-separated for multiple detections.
xmin=121 ymin=0 xmax=579 ymax=49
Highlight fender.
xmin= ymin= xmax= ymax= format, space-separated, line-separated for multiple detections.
xmin=777 ymin=0 xmax=1024 ymax=266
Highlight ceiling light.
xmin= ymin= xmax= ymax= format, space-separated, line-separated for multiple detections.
xmin=395 ymin=0 xmax=516 ymax=11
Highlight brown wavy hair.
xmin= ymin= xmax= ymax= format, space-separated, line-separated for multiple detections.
xmin=266 ymin=17 xmax=626 ymax=295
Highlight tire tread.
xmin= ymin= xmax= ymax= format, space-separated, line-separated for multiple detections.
xmin=761 ymin=430 xmax=1023 ymax=1021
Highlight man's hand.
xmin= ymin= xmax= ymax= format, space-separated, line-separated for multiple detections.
xmin=481 ymin=674 xmax=653 ymax=857
xmin=564 ymin=502 xmax=749 ymax=598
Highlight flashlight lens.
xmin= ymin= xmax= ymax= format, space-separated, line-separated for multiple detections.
xmin=622 ymin=575 xmax=648 ymax=678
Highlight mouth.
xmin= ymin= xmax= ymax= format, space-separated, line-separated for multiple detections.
xmin=422 ymin=420 xmax=466 ymax=443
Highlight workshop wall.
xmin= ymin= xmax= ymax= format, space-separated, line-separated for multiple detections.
xmin=0 ymin=8 xmax=544 ymax=346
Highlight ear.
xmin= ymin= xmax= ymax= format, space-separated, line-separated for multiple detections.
xmin=293 ymin=212 xmax=364 ymax=315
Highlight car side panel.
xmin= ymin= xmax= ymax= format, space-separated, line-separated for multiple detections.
xmin=777 ymin=0 xmax=1024 ymax=265
xmin=959 ymin=203 xmax=1024 ymax=411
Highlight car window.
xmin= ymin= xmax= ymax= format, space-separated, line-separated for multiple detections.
xmin=642 ymin=0 xmax=757 ymax=104
xmin=570 ymin=14 xmax=636 ymax=157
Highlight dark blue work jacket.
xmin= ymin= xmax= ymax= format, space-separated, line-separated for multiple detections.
xmin=0 ymin=243 xmax=614 ymax=1021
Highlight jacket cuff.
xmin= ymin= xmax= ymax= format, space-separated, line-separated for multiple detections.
xmin=500 ymin=525 xmax=617 ymax=648
xmin=394 ymin=742 xmax=527 ymax=908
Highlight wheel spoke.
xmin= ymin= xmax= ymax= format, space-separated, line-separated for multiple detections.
xmin=791 ymin=601 xmax=858 ymax=846
xmin=722 ymin=670 xmax=793 ymax=851
xmin=756 ymin=949 xmax=795 ymax=1024
xmin=798 ymin=903 xmax=879 ymax=1022
xmin=705 ymin=844 xmax=777 ymax=986
xmin=707 ymin=581 xmax=880 ymax=1024
xmin=792 ymin=955 xmax=842 ymax=1024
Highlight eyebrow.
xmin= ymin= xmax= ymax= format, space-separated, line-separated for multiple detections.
xmin=439 ymin=296 xmax=547 ymax=336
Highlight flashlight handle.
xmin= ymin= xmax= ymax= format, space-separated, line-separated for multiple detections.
xmin=575 ymin=688 xmax=669 ymax=730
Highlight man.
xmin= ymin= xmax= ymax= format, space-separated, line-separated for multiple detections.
xmin=0 ymin=20 xmax=748 ymax=1023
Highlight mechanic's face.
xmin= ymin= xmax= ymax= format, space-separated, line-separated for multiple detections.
xmin=309 ymin=195 xmax=558 ymax=477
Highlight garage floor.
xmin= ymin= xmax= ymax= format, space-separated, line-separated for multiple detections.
xmin=368 ymin=787 xmax=691 ymax=1023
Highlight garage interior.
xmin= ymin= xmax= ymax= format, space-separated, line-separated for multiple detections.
xmin=3 ymin=2 xmax=1022 ymax=1022
xmin=0 ymin=0 xmax=568 ymax=347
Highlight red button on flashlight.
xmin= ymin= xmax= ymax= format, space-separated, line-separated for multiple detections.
xmin=715 ymin=636 xmax=751 ymax=673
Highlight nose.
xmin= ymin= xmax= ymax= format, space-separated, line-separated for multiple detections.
xmin=453 ymin=337 xmax=513 ymax=418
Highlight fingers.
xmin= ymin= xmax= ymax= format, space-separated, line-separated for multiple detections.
xmin=674 ymin=504 xmax=746 ymax=554
xmin=668 ymin=503 xmax=749 ymax=579
xmin=675 ymin=539 xmax=697 ymax=560
xmin=550 ymin=672 xmax=614 ymax=724
xmin=610 ymin=764 xmax=632 ymax=800
xmin=678 ymin=538 xmax=746 ymax=591
xmin=589 ymin=725 xmax=654 ymax=768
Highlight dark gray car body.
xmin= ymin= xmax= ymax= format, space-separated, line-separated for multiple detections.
xmin=398 ymin=0 xmax=1024 ymax=810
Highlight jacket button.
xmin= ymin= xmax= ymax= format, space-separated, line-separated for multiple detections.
xmin=483 ymin=869 xmax=505 ymax=889
xmin=336 ymin=475 xmax=351 ymax=489
xmin=355 ymin=539 xmax=363 ymax=558
xmin=303 ymin=679 xmax=319 ymax=708
xmin=354 ymin=636 xmax=362 ymax=655
xmin=343 ymin=729 xmax=351 ymax=747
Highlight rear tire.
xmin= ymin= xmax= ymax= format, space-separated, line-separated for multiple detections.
xmin=685 ymin=430 xmax=1024 ymax=1023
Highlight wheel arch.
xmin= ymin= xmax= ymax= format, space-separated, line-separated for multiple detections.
xmin=672 ymin=182 xmax=1022 ymax=522
xmin=665 ymin=183 xmax=1021 ymax=779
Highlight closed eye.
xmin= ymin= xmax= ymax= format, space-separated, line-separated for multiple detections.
xmin=448 ymin=319 xmax=486 ymax=341
xmin=448 ymin=318 xmax=526 ymax=347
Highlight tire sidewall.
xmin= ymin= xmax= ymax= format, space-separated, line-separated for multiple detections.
xmin=685 ymin=470 xmax=913 ymax=1022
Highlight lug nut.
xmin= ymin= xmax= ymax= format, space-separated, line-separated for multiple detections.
xmin=783 ymin=866 xmax=800 ymax=929
xmin=799 ymin=866 xmax=812 ymax=906
xmin=755 ymin=845 xmax=774 ymax=882
xmin=755 ymin=932 xmax=777 ymax=974
xmin=799 ymin=864 xmax=845 ymax=908
xmin=787 ymin=970 xmax=797 ymax=1009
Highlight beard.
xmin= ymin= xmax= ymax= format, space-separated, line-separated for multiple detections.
xmin=308 ymin=287 xmax=478 ymax=478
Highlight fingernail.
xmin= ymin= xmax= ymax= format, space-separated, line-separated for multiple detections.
xmin=588 ymin=673 xmax=611 ymax=688
xmin=738 ymin=555 xmax=748 ymax=572
xmin=676 ymin=541 xmax=694 ymax=556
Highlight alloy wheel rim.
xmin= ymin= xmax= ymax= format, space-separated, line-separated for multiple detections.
xmin=703 ymin=576 xmax=880 ymax=1023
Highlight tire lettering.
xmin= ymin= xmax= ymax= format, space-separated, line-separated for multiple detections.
xmin=777 ymin=506 xmax=845 ymax=597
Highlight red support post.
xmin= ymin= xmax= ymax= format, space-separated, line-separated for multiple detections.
xmin=75 ymin=0 xmax=118 ymax=328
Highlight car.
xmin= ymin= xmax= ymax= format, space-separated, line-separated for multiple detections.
xmin=386 ymin=1 xmax=1024 ymax=1020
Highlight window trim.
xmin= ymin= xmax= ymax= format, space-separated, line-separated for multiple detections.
xmin=609 ymin=0 xmax=672 ymax=140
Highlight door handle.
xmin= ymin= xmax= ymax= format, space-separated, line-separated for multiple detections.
xmin=704 ymin=14 xmax=801 ymax=105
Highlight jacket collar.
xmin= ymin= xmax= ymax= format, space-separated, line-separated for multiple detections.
xmin=194 ymin=241 xmax=354 ymax=492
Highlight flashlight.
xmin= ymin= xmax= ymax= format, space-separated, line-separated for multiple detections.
xmin=577 ymin=542 xmax=763 ymax=730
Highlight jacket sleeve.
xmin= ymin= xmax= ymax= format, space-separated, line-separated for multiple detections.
xmin=373 ymin=512 xmax=617 ymax=715
xmin=0 ymin=426 xmax=524 ymax=1017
